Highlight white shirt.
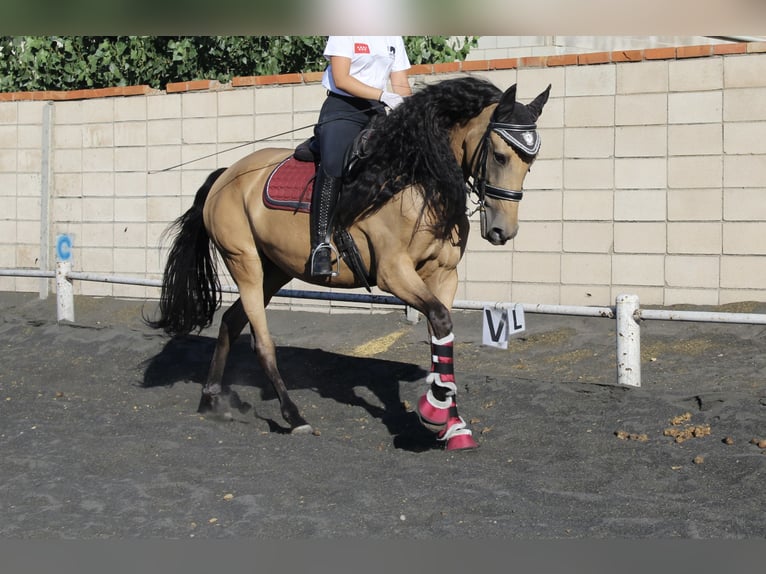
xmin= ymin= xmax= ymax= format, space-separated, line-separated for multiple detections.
xmin=322 ymin=36 xmax=410 ymax=97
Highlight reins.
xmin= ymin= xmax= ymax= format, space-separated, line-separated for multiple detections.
xmin=148 ymin=106 xmax=381 ymax=175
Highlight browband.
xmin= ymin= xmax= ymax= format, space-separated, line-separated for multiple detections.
xmin=490 ymin=122 xmax=540 ymax=156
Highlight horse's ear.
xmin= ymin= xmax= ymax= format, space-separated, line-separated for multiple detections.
xmin=495 ymin=83 xmax=518 ymax=118
xmin=527 ymin=84 xmax=552 ymax=121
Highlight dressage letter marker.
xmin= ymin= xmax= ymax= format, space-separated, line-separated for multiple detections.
xmin=56 ymin=234 xmax=72 ymax=262
xmin=483 ymin=307 xmax=507 ymax=348
xmin=482 ymin=304 xmax=525 ymax=349
xmin=510 ymin=304 xmax=525 ymax=335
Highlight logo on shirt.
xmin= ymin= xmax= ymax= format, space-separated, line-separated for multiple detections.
xmin=354 ymin=43 xmax=370 ymax=54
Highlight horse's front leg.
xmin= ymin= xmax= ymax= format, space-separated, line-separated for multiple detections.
xmin=420 ymin=290 xmax=479 ymax=451
xmin=379 ymin=261 xmax=478 ymax=451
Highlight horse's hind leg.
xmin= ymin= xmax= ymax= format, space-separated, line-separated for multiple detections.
xmin=234 ymin=259 xmax=312 ymax=434
xmin=198 ymin=297 xmax=248 ymax=414
xmin=244 ymin=290 xmax=312 ymax=433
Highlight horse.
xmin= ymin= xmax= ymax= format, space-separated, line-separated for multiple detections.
xmin=150 ymin=76 xmax=550 ymax=451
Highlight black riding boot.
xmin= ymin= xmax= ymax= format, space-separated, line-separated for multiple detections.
xmin=309 ymin=167 xmax=341 ymax=277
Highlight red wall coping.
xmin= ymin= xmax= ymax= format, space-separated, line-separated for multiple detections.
xmin=1 ymin=42 xmax=763 ymax=102
xmin=0 ymin=84 xmax=156 ymax=102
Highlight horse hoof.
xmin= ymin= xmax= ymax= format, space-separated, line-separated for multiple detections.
xmin=415 ymin=392 xmax=450 ymax=430
xmin=291 ymin=424 xmax=314 ymax=435
xmin=445 ymin=433 xmax=479 ymax=451
xmin=438 ymin=415 xmax=479 ymax=451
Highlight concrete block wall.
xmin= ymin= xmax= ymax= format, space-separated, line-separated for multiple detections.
xmin=1 ymin=42 xmax=765 ymax=310
xmin=466 ymin=36 xmax=737 ymax=60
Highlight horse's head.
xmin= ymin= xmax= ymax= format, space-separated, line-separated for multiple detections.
xmin=471 ymin=83 xmax=551 ymax=245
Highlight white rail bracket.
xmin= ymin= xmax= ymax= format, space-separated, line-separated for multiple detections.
xmin=56 ymin=260 xmax=75 ymax=323
xmin=616 ymin=293 xmax=641 ymax=387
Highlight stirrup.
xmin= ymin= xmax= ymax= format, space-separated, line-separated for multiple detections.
xmin=310 ymin=242 xmax=339 ymax=277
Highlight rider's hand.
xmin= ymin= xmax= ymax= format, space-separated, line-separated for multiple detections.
xmin=379 ymin=91 xmax=404 ymax=110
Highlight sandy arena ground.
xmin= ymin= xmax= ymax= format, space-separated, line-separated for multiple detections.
xmin=1 ymin=292 xmax=764 ymax=539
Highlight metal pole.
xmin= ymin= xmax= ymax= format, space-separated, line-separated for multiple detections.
xmin=616 ymin=293 xmax=641 ymax=387
xmin=454 ymin=298 xmax=615 ymax=318
xmin=639 ymin=308 xmax=766 ymax=325
xmin=4 ymin=265 xmax=766 ymax=327
xmin=274 ymin=290 xmax=617 ymax=318
xmin=66 ymin=271 xmax=163 ymax=288
xmin=0 ymin=269 xmax=54 ymax=278
xmin=275 ymin=288 xmax=404 ymax=306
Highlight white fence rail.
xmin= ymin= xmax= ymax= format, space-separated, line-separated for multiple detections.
xmin=3 ymin=263 xmax=766 ymax=389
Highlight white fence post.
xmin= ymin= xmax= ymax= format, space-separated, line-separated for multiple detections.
xmin=56 ymin=260 xmax=74 ymax=323
xmin=616 ymin=293 xmax=641 ymax=387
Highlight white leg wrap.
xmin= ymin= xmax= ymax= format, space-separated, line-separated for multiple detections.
xmin=425 ymin=372 xmax=457 ymax=395
xmin=437 ymin=416 xmax=473 ymax=442
xmin=423 ymin=388 xmax=452 ymax=410
xmin=431 ymin=332 xmax=455 ymax=346
xmin=430 ymin=333 xmax=455 ymax=363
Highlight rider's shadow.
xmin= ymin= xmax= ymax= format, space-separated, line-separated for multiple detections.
xmin=141 ymin=334 xmax=438 ymax=451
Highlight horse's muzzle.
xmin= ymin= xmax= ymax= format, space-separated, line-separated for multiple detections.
xmin=485 ymin=224 xmax=518 ymax=245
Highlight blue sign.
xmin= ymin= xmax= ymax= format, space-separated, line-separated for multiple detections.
xmin=56 ymin=234 xmax=72 ymax=261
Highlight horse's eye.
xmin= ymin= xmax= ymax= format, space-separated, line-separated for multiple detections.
xmin=493 ymin=152 xmax=507 ymax=166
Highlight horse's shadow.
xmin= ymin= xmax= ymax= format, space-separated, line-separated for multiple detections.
xmin=141 ymin=334 xmax=439 ymax=451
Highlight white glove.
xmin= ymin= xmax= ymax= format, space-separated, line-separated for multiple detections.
xmin=379 ymin=91 xmax=404 ymax=110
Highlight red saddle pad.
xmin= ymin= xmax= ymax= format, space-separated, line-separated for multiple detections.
xmin=263 ymin=156 xmax=315 ymax=213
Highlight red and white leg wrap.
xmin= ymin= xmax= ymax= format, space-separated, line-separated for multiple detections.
xmin=414 ymin=333 xmax=478 ymax=449
xmin=438 ymin=404 xmax=479 ymax=451
xmin=416 ymin=333 xmax=457 ymax=428
xmin=416 ymin=384 xmax=454 ymax=427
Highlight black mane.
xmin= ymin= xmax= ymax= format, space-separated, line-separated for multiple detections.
xmin=336 ymin=77 xmax=505 ymax=238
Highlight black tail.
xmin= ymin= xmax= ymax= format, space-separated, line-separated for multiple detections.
xmin=147 ymin=168 xmax=227 ymax=336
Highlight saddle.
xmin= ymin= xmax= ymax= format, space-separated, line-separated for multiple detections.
xmin=263 ymin=153 xmax=373 ymax=291
xmin=292 ymin=126 xmax=375 ymax=179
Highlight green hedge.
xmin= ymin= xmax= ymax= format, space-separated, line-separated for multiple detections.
xmin=0 ymin=36 xmax=479 ymax=92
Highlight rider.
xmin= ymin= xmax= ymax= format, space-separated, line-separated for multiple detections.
xmin=309 ymin=36 xmax=412 ymax=277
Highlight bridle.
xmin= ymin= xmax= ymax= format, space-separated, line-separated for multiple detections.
xmin=468 ymin=115 xmax=540 ymax=239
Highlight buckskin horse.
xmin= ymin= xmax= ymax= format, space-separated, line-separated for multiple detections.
xmin=150 ymin=77 xmax=550 ymax=450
